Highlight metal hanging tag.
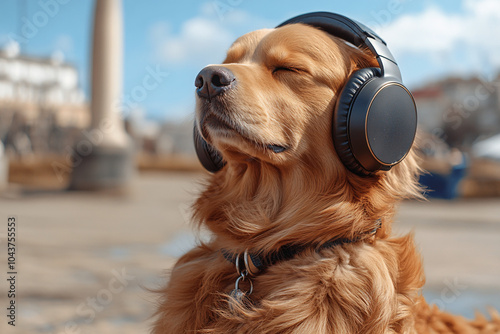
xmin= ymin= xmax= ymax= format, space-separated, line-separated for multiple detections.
xmin=228 ymin=253 xmax=254 ymax=311
xmin=229 ymin=271 xmax=254 ymax=310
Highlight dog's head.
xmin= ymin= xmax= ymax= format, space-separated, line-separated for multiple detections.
xmin=195 ymin=24 xmax=375 ymax=167
xmin=193 ymin=23 xmax=421 ymax=246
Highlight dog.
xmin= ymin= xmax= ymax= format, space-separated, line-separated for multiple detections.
xmin=152 ymin=13 xmax=500 ymax=334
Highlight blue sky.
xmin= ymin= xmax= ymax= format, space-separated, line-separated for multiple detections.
xmin=1 ymin=0 xmax=499 ymax=121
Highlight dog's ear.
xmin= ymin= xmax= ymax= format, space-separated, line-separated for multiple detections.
xmin=349 ymin=47 xmax=380 ymax=73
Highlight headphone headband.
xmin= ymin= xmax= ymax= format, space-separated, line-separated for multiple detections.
xmin=277 ymin=12 xmax=401 ymax=80
xmin=193 ymin=12 xmax=417 ymax=175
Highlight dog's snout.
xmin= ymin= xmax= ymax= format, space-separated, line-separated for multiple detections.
xmin=195 ymin=66 xmax=236 ymax=99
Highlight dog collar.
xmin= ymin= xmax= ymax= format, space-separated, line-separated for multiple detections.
xmin=222 ymin=219 xmax=381 ymax=276
xmin=222 ymin=220 xmax=381 ymax=308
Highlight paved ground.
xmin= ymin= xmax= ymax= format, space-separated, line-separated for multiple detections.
xmin=0 ymin=172 xmax=499 ymax=333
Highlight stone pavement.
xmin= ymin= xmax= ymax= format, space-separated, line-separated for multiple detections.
xmin=0 ymin=172 xmax=498 ymax=333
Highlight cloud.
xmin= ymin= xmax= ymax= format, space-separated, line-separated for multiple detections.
xmin=376 ymin=0 xmax=500 ymax=77
xmin=150 ymin=17 xmax=234 ymax=66
xmin=376 ymin=6 xmax=462 ymax=54
xmin=148 ymin=2 xmax=272 ymax=67
xmin=53 ymin=34 xmax=74 ymax=54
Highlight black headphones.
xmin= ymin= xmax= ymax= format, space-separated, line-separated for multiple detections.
xmin=194 ymin=12 xmax=417 ymax=175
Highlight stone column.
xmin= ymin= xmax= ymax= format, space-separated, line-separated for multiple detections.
xmin=70 ymin=0 xmax=134 ymax=190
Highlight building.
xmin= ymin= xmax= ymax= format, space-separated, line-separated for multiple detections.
xmin=413 ymin=75 xmax=500 ymax=150
xmin=0 ymin=45 xmax=89 ymax=156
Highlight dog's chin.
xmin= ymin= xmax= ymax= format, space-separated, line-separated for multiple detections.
xmin=197 ymin=105 xmax=288 ymax=160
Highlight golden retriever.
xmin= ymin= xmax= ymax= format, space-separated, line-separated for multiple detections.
xmin=152 ymin=23 xmax=500 ymax=333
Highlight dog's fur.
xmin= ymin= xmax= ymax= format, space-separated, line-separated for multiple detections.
xmin=153 ymin=24 xmax=500 ymax=333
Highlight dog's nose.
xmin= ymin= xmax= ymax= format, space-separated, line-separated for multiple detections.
xmin=195 ymin=66 xmax=236 ymax=99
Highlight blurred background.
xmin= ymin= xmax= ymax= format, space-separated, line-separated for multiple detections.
xmin=0 ymin=0 xmax=499 ymax=333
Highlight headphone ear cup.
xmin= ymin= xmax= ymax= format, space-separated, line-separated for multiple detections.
xmin=193 ymin=126 xmax=225 ymax=172
xmin=334 ymin=68 xmax=381 ymax=176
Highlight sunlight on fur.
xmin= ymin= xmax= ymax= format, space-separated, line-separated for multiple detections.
xmin=152 ymin=23 xmax=500 ymax=333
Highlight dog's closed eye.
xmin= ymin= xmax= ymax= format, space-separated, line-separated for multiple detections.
xmin=272 ymin=66 xmax=304 ymax=75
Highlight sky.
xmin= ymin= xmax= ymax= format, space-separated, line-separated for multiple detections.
xmin=0 ymin=0 xmax=499 ymax=121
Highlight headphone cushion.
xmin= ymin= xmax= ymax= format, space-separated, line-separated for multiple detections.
xmin=193 ymin=126 xmax=225 ymax=172
xmin=333 ymin=67 xmax=381 ymax=175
